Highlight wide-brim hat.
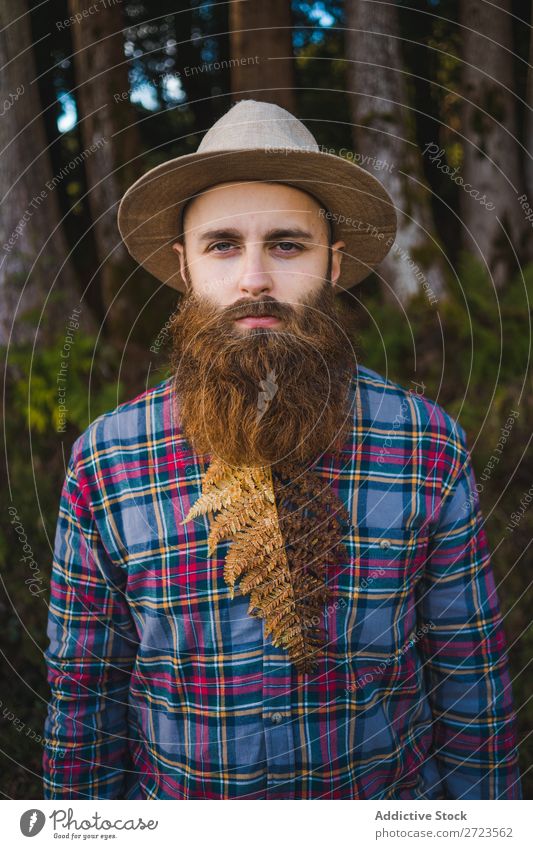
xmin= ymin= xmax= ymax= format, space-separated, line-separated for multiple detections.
xmin=117 ymin=99 xmax=397 ymax=294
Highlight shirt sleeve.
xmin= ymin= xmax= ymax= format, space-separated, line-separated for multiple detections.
xmin=414 ymin=423 xmax=522 ymax=799
xmin=42 ymin=447 xmax=139 ymax=799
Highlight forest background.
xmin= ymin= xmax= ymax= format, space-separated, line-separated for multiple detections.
xmin=1 ymin=0 xmax=532 ymax=798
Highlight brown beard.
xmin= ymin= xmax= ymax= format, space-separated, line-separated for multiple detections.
xmin=167 ymin=275 xmax=359 ymax=468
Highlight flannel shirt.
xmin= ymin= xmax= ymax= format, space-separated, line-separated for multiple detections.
xmin=42 ymin=364 xmax=522 ymax=799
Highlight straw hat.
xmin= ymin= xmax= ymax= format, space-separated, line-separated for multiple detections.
xmin=117 ymin=99 xmax=397 ymax=293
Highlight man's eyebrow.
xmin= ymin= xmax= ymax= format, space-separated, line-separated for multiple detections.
xmin=196 ymin=228 xmax=241 ymax=242
xmin=195 ymin=227 xmax=316 ymax=242
xmin=265 ymin=228 xmax=315 ymax=241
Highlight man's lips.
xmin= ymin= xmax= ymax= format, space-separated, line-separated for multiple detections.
xmin=234 ymin=315 xmax=281 ymax=327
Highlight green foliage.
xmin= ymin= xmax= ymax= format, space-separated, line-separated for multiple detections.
xmin=359 ymin=255 xmax=533 ymax=412
xmin=8 ymin=333 xmax=124 ymax=434
xmin=1 ymin=328 xmax=136 ymax=796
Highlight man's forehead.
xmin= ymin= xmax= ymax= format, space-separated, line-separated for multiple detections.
xmin=181 ymin=181 xmax=328 ymax=239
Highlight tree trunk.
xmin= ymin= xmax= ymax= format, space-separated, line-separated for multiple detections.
xmin=523 ymin=0 xmax=533 ymax=262
xmin=0 ymin=0 xmax=87 ymax=347
xmin=459 ymin=0 xmax=527 ymax=286
xmin=229 ymin=0 xmax=295 ymax=113
xmin=345 ymin=0 xmax=448 ymax=305
xmin=68 ymin=0 xmax=144 ymax=335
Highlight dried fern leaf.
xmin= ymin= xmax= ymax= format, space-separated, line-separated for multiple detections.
xmin=180 ymin=456 xmax=351 ymax=673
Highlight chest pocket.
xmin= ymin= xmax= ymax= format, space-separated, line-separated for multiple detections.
xmin=328 ymin=525 xmax=430 ymax=661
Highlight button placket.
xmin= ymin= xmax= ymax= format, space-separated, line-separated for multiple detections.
xmin=262 ymin=622 xmax=296 ymax=799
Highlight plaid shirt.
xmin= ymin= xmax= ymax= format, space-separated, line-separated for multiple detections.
xmin=42 ymin=364 xmax=522 ymax=800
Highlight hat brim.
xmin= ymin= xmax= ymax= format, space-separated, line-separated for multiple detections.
xmin=117 ymin=148 xmax=397 ymax=293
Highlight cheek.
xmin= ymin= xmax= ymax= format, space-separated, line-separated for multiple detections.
xmin=275 ymin=252 xmax=328 ymax=288
xmin=274 ymin=271 xmax=328 ymax=305
xmin=189 ymin=260 xmax=238 ymax=300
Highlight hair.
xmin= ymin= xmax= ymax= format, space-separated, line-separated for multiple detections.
xmin=168 ymin=274 xmax=358 ymax=467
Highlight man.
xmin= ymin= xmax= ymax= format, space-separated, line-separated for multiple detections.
xmin=43 ymin=100 xmax=522 ymax=800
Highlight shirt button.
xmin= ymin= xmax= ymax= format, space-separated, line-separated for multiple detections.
xmin=271 ymin=712 xmax=284 ymax=724
xmin=379 ymin=538 xmax=391 ymax=549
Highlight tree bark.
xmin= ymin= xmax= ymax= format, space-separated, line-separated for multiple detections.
xmin=345 ymin=0 xmax=448 ymax=305
xmin=68 ymin=0 xmax=144 ymax=332
xmin=229 ymin=0 xmax=295 ymax=112
xmin=459 ymin=0 xmax=527 ymax=286
xmin=523 ymin=0 xmax=533 ymax=262
xmin=0 ymin=0 xmax=86 ymax=347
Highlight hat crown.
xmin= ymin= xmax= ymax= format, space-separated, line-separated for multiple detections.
xmin=197 ymin=99 xmax=319 ymax=154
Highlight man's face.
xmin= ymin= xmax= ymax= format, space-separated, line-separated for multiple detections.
xmin=168 ymin=181 xmax=359 ymax=468
xmin=171 ymin=181 xmax=345 ymax=319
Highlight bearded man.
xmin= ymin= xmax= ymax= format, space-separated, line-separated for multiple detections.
xmin=43 ymin=100 xmax=521 ymax=801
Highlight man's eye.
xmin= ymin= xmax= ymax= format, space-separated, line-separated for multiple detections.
xmin=209 ymin=242 xmax=235 ymax=253
xmin=275 ymin=241 xmax=301 ymax=252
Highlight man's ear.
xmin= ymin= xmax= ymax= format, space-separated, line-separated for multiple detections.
xmin=330 ymin=240 xmax=345 ymax=286
xmin=172 ymin=241 xmax=188 ymax=289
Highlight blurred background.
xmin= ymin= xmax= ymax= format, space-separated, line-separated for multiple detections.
xmin=0 ymin=0 xmax=532 ymax=798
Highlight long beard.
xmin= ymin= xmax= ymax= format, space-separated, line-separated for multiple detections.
xmin=168 ymin=279 xmax=359 ymax=468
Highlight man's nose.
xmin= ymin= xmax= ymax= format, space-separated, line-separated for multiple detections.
xmin=238 ymin=243 xmax=272 ymax=295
